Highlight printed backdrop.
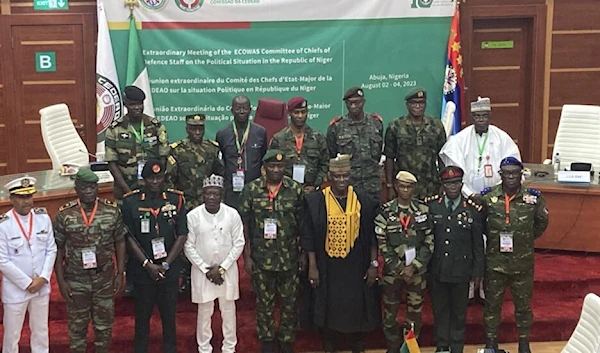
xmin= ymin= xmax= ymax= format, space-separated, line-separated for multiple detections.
xmin=103 ymin=0 xmax=454 ymax=140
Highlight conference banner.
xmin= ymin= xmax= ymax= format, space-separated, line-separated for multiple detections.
xmin=104 ymin=0 xmax=454 ymax=140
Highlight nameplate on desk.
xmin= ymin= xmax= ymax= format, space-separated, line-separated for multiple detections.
xmin=557 ymin=171 xmax=591 ymax=183
xmin=93 ymin=171 xmax=114 ymax=184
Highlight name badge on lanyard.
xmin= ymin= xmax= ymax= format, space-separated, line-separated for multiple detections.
xmin=152 ymin=237 xmax=167 ymax=259
xmin=233 ymin=170 xmax=245 ymax=192
xmin=141 ymin=217 xmax=150 ymax=234
xmin=82 ymin=247 xmax=97 ymax=269
xmin=264 ymin=218 xmax=277 ymax=239
xmin=137 ymin=159 xmax=146 ymax=180
xmin=292 ymin=164 xmax=305 ymax=184
xmin=500 ymin=232 xmax=513 ymax=252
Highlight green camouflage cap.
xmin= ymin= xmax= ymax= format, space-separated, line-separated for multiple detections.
xmin=75 ymin=168 xmax=99 ymax=183
xmin=404 ymin=87 xmax=427 ymax=101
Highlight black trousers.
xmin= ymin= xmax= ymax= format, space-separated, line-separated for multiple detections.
xmin=429 ymin=277 xmax=470 ymax=353
xmin=134 ymin=280 xmax=179 ymax=353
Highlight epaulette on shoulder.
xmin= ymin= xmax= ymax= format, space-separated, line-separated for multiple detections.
xmin=0 ymin=213 xmax=9 ymax=224
xmin=209 ymin=140 xmax=219 ymax=147
xmin=33 ymin=207 xmax=47 ymax=214
xmin=110 ymin=117 xmax=123 ymax=128
xmin=372 ymin=113 xmax=383 ymax=122
xmin=423 ymin=194 xmax=440 ymax=203
xmin=528 ymin=188 xmax=541 ymax=197
xmin=481 ymin=187 xmax=492 ymax=196
xmin=100 ymin=198 xmax=118 ymax=208
xmin=59 ymin=200 xmax=78 ymax=212
xmin=169 ymin=141 xmax=180 ymax=149
xmin=150 ymin=117 xmax=161 ymax=125
xmin=167 ymin=188 xmax=184 ymax=195
xmin=467 ymin=198 xmax=483 ymax=212
xmin=167 ymin=155 xmax=177 ymax=165
xmin=123 ymin=189 xmax=140 ymax=198
xmin=329 ymin=116 xmax=342 ymax=126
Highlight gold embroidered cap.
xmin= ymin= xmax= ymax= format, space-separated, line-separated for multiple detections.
xmin=329 ymin=154 xmax=352 ymax=172
xmin=4 ymin=176 xmax=37 ymax=195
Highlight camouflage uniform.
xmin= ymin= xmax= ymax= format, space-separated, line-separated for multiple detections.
xmin=326 ymin=113 xmax=383 ymax=196
xmin=270 ymin=125 xmax=329 ymax=189
xmin=104 ymin=114 xmax=170 ymax=200
xmin=53 ymin=198 xmax=127 ymax=353
xmin=375 ymin=199 xmax=434 ymax=349
xmin=480 ymin=185 xmax=549 ymax=343
xmin=165 ymin=138 xmax=224 ymax=210
xmin=384 ymin=116 xmax=446 ymax=199
xmin=238 ymin=175 xmax=304 ymax=344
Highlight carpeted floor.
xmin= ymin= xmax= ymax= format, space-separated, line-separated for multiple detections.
xmin=1 ymin=251 xmax=599 ymax=352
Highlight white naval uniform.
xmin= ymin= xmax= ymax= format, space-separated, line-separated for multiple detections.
xmin=184 ymin=203 xmax=245 ymax=353
xmin=0 ymin=208 xmax=57 ymax=353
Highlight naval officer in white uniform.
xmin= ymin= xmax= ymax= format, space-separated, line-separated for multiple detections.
xmin=0 ymin=176 xmax=57 ymax=353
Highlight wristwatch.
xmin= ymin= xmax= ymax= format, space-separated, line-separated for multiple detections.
xmin=218 ymin=266 xmax=226 ymax=275
xmin=162 ymin=262 xmax=170 ymax=271
xmin=370 ymin=260 xmax=379 ymax=268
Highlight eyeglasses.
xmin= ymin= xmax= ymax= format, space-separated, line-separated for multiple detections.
xmin=408 ymin=101 xmax=426 ymax=107
xmin=500 ymin=171 xmax=522 ymax=178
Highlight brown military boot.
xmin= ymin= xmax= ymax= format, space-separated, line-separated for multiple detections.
xmin=518 ymin=338 xmax=531 ymax=353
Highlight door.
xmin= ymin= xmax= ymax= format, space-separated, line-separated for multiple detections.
xmin=468 ymin=18 xmax=534 ymax=161
xmin=1 ymin=14 xmax=95 ymax=174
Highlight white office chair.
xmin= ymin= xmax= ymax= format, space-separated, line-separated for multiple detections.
xmin=562 ymin=293 xmax=600 ymax=353
xmin=39 ymin=103 xmax=89 ymax=171
xmin=552 ymin=105 xmax=600 ymax=170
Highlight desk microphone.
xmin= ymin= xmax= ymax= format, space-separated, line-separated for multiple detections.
xmin=79 ymin=150 xmax=99 ymax=160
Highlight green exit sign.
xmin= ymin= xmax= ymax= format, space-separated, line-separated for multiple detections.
xmin=35 ymin=52 xmax=56 ymax=72
xmin=34 ymin=0 xmax=69 ymax=10
xmin=481 ymin=40 xmax=514 ymax=49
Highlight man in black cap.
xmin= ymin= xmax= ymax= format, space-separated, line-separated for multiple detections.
xmin=384 ymin=88 xmax=446 ymax=201
xmin=326 ymin=87 xmax=383 ymax=199
xmin=425 ymin=166 xmax=484 ymax=353
xmin=105 ymin=85 xmax=171 ymax=296
xmin=216 ymin=95 xmax=267 ymax=210
xmin=120 ymin=159 xmax=188 ymax=353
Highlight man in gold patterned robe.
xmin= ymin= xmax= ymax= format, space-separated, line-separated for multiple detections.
xmin=301 ymin=154 xmax=381 ymax=353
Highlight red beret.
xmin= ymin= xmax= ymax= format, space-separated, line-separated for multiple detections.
xmin=287 ymin=96 xmax=307 ymax=111
xmin=440 ymin=166 xmax=464 ymax=182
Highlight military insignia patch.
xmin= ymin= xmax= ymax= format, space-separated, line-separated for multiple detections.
xmin=491 ymin=196 xmax=498 ymax=204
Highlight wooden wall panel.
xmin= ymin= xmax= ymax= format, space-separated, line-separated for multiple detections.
xmin=469 ymin=70 xmax=522 ymax=104
xmin=551 ymin=34 xmax=600 ymax=69
xmin=0 ymin=26 xmax=7 ymax=175
xmin=547 ymin=109 xmax=561 ymax=148
xmin=10 ymin=0 xmax=95 ymax=15
xmin=549 ymin=72 xmax=600 ymax=107
xmin=553 ymin=0 xmax=599 ymax=31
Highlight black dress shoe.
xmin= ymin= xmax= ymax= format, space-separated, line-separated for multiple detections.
xmin=436 ymin=347 xmax=451 ymax=353
xmin=323 ymin=339 xmax=336 ymax=353
xmin=261 ymin=340 xmax=275 ymax=353
xmin=485 ymin=340 xmax=499 ymax=350
xmin=279 ymin=341 xmax=294 ymax=353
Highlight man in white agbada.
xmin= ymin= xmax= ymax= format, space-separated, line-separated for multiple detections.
xmin=184 ymin=174 xmax=245 ymax=353
xmin=439 ymin=97 xmax=521 ymax=302
xmin=0 ymin=176 xmax=57 ymax=353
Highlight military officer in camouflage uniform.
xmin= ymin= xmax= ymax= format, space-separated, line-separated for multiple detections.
xmin=105 ymin=85 xmax=170 ymax=296
xmin=53 ymin=168 xmax=127 ymax=353
xmin=105 ymin=85 xmax=170 ymax=202
xmin=270 ymin=96 xmax=328 ymax=193
xmin=425 ymin=166 xmax=484 ymax=353
xmin=238 ymin=149 xmax=304 ymax=353
xmin=166 ymin=113 xmax=224 ymax=210
xmin=480 ymin=157 xmax=549 ymax=353
xmin=375 ymin=171 xmax=434 ymax=353
xmin=384 ymin=88 xmax=447 ymax=201
xmin=326 ymin=87 xmax=383 ymax=198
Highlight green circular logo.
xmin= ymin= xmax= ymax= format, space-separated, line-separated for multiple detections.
xmin=175 ymin=0 xmax=204 ymax=12
xmin=140 ymin=0 xmax=168 ymax=11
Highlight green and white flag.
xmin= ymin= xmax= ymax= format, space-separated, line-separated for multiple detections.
xmin=95 ymin=0 xmax=122 ymax=155
xmin=126 ymin=15 xmax=155 ymax=117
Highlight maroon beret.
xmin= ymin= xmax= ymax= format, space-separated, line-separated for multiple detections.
xmin=287 ymin=96 xmax=307 ymax=111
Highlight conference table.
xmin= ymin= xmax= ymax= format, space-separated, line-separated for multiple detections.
xmin=524 ymin=164 xmax=600 ymax=253
xmin=0 ymin=169 xmax=114 ymax=219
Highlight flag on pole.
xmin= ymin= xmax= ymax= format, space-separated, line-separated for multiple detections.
xmin=95 ymin=0 xmax=122 ymax=155
xmin=126 ymin=14 xmax=155 ymax=117
xmin=400 ymin=326 xmax=422 ymax=353
xmin=441 ymin=5 xmax=465 ymax=137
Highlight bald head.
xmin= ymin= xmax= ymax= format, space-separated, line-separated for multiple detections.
xmin=231 ymin=95 xmax=251 ymax=124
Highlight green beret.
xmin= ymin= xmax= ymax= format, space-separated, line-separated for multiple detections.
xmin=262 ymin=149 xmax=285 ymax=163
xmin=404 ymin=87 xmax=427 ymax=101
xmin=186 ymin=114 xmax=206 ymax=126
xmin=75 ymin=168 xmax=99 ymax=184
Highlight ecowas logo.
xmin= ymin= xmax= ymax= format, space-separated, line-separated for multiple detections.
xmin=411 ymin=0 xmax=454 ymax=8
xmin=140 ymin=0 xmax=168 ymax=11
xmin=175 ymin=0 xmax=204 ymax=12
xmin=96 ymin=74 xmax=122 ymax=134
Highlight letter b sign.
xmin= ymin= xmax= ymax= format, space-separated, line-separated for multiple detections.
xmin=35 ymin=52 xmax=56 ymax=72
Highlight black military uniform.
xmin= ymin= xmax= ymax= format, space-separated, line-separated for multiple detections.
xmin=426 ymin=166 xmax=484 ymax=353
xmin=121 ymin=160 xmax=188 ymax=353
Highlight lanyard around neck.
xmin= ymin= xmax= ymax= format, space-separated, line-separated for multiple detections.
xmin=78 ymin=200 xmax=99 ymax=228
xmin=476 ymin=131 xmax=489 ymax=169
xmin=12 ymin=209 xmax=33 ymax=243
xmin=130 ymin=120 xmax=144 ymax=143
xmin=504 ymin=193 xmax=516 ymax=224
xmin=233 ymin=122 xmax=250 ymax=155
